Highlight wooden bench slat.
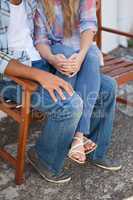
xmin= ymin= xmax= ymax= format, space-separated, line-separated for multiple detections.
xmin=0 ymin=102 xmax=21 ymax=123
xmin=103 ymin=56 xmax=115 ymax=62
xmin=103 ymin=54 xmax=114 ymax=59
xmin=0 ymin=149 xmax=17 ymax=168
xmin=114 ymin=72 xmax=133 ymax=85
xmin=106 ymin=65 xmax=133 ymax=77
xmin=102 ymin=62 xmax=133 ymax=73
xmin=104 ymin=58 xmax=124 ymax=66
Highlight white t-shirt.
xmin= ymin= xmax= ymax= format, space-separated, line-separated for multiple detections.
xmin=8 ymin=1 xmax=41 ymax=61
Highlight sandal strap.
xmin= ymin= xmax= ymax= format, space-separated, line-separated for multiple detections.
xmin=70 ymin=143 xmax=84 ymax=152
xmin=69 ymin=136 xmax=84 ymax=155
xmin=83 ymin=136 xmax=96 ymax=146
xmin=73 ymin=136 xmax=83 ymax=143
xmin=69 ymin=150 xmax=85 ymax=156
xmin=70 ymin=136 xmax=84 ymax=151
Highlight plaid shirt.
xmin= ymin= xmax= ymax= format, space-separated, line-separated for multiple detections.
xmin=35 ymin=0 xmax=97 ymax=50
xmin=0 ymin=0 xmax=37 ymax=79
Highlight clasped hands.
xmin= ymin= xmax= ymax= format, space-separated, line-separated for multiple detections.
xmin=51 ymin=52 xmax=84 ymax=77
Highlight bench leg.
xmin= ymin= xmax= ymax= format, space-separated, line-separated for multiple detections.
xmin=117 ymin=97 xmax=133 ymax=107
xmin=15 ymin=90 xmax=31 ymax=185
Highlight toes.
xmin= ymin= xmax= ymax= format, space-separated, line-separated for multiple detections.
xmin=71 ymin=153 xmax=86 ymax=162
xmin=84 ymin=144 xmax=96 ymax=152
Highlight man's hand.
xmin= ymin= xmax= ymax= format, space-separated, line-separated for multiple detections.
xmin=38 ymin=71 xmax=74 ymax=102
xmin=5 ymin=59 xmax=74 ymax=102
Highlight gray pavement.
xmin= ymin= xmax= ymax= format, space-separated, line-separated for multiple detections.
xmin=0 ymin=110 xmax=133 ymax=200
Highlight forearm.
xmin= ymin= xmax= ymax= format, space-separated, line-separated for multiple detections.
xmin=4 ymin=59 xmax=49 ymax=83
xmin=36 ymin=44 xmax=54 ymax=65
xmin=80 ymin=30 xmax=95 ymax=57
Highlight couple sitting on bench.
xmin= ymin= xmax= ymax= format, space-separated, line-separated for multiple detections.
xmin=0 ymin=0 xmax=121 ymax=183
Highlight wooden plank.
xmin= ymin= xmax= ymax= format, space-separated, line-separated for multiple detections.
xmin=102 ymin=27 xmax=133 ymax=38
xmin=9 ymin=76 xmax=38 ymax=92
xmin=102 ymin=62 xmax=133 ymax=73
xmin=0 ymin=149 xmax=17 ymax=168
xmin=114 ymin=72 xmax=133 ymax=85
xmin=104 ymin=58 xmax=124 ymax=66
xmin=107 ymin=65 xmax=133 ymax=77
xmin=103 ymin=55 xmax=115 ymax=61
xmin=0 ymin=103 xmax=21 ymax=123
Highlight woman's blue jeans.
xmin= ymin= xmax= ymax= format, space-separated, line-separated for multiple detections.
xmin=50 ymin=44 xmax=101 ymax=136
xmin=48 ymin=44 xmax=117 ymax=161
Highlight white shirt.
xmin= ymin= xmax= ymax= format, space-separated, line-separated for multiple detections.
xmin=8 ymin=1 xmax=41 ymax=61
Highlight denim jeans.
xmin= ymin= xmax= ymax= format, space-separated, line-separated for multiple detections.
xmin=89 ymin=74 xmax=117 ymax=160
xmin=0 ymin=61 xmax=83 ymax=175
xmin=50 ymin=44 xmax=101 ymax=136
xmin=45 ymin=44 xmax=117 ymax=161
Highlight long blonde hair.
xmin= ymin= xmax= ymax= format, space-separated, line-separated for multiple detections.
xmin=42 ymin=0 xmax=79 ymax=37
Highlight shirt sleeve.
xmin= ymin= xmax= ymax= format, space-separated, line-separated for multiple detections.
xmin=0 ymin=51 xmax=12 ymax=78
xmin=34 ymin=5 xmax=51 ymax=46
xmin=79 ymin=0 xmax=97 ymax=33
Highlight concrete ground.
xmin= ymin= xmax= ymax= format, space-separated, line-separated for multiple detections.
xmin=0 ymin=110 xmax=133 ymax=200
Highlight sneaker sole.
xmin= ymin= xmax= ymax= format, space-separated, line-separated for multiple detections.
xmin=94 ymin=163 xmax=122 ymax=171
xmin=27 ymin=157 xmax=71 ymax=184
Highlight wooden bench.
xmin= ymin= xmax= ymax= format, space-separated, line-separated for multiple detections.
xmin=0 ymin=0 xmax=133 ymax=185
xmin=96 ymin=0 xmax=133 ymax=105
xmin=0 ymin=77 xmax=39 ymax=185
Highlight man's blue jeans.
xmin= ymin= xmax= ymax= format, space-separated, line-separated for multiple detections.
xmin=49 ymin=44 xmax=117 ymax=161
xmin=0 ymin=61 xmax=83 ymax=175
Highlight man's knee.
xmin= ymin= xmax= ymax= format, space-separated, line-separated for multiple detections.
xmin=56 ymin=92 xmax=83 ymax=118
xmin=32 ymin=86 xmax=83 ymax=120
xmin=47 ymin=92 xmax=83 ymax=121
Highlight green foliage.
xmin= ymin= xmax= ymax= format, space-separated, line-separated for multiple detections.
xmin=128 ymin=39 xmax=133 ymax=47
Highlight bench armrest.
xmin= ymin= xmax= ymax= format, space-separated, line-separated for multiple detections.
xmin=8 ymin=76 xmax=38 ymax=92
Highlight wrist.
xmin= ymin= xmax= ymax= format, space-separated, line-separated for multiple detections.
xmin=78 ymin=51 xmax=86 ymax=63
xmin=30 ymin=67 xmax=48 ymax=83
xmin=79 ymin=49 xmax=87 ymax=58
xmin=48 ymin=54 xmax=55 ymax=65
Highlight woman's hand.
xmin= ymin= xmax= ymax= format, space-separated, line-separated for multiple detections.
xmin=50 ymin=54 xmax=78 ymax=76
xmin=50 ymin=54 xmax=67 ymax=71
xmin=60 ymin=52 xmax=85 ymax=77
xmin=38 ymin=71 xmax=74 ymax=102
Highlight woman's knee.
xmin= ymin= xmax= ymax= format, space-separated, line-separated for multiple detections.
xmin=85 ymin=45 xmax=102 ymax=68
xmin=51 ymin=44 xmax=75 ymax=58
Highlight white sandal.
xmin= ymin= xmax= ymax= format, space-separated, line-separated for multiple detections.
xmin=83 ymin=136 xmax=97 ymax=155
xmin=68 ymin=137 xmax=86 ymax=164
